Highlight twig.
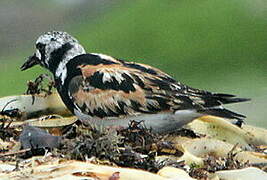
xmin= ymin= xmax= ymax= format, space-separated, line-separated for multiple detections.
xmin=0 ymin=148 xmax=31 ymax=157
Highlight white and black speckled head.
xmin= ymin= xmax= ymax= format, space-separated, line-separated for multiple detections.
xmin=21 ymin=31 xmax=86 ymax=75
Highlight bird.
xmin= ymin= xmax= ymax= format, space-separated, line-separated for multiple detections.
xmin=21 ymin=31 xmax=249 ymax=127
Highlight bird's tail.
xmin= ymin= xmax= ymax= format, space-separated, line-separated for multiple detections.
xmin=198 ymin=106 xmax=246 ymax=121
xmin=195 ymin=92 xmax=250 ymax=121
xmin=211 ymin=93 xmax=250 ymax=105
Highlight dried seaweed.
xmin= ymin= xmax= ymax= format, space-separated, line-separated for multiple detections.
xmin=189 ymin=144 xmax=250 ymax=179
xmin=55 ymin=120 xmax=185 ymax=173
xmin=25 ymin=74 xmax=55 ymax=104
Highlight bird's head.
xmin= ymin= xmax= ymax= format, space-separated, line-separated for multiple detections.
xmin=21 ymin=31 xmax=86 ymax=73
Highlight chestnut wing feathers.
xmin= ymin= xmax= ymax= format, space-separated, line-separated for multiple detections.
xmin=67 ymin=54 xmax=249 ymax=119
xmin=70 ymin=64 xmax=182 ymax=118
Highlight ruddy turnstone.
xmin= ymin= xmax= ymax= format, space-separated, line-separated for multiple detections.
xmin=21 ymin=31 xmax=249 ymax=126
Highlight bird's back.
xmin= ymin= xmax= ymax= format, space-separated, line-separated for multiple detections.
xmin=57 ymin=53 xmax=249 ymax=121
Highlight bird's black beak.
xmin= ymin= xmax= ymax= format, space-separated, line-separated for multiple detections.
xmin=20 ymin=54 xmax=40 ymax=71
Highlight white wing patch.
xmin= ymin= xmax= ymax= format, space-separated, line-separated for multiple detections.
xmin=91 ymin=53 xmax=118 ymax=62
xmin=99 ymin=68 xmax=134 ymax=84
xmin=102 ymin=72 xmax=112 ymax=82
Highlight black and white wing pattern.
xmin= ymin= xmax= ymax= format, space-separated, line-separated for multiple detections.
xmin=62 ymin=53 xmax=249 ymax=120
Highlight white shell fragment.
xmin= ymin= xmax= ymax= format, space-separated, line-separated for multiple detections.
xmin=157 ymin=167 xmax=196 ymax=180
xmin=0 ymin=93 xmax=71 ymax=120
xmin=187 ymin=116 xmax=267 ymax=149
xmin=215 ymin=167 xmax=267 ymax=180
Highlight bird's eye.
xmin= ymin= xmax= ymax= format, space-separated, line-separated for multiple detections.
xmin=36 ymin=43 xmax=45 ymax=50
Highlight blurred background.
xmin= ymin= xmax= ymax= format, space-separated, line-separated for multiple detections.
xmin=0 ymin=0 xmax=266 ymax=127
